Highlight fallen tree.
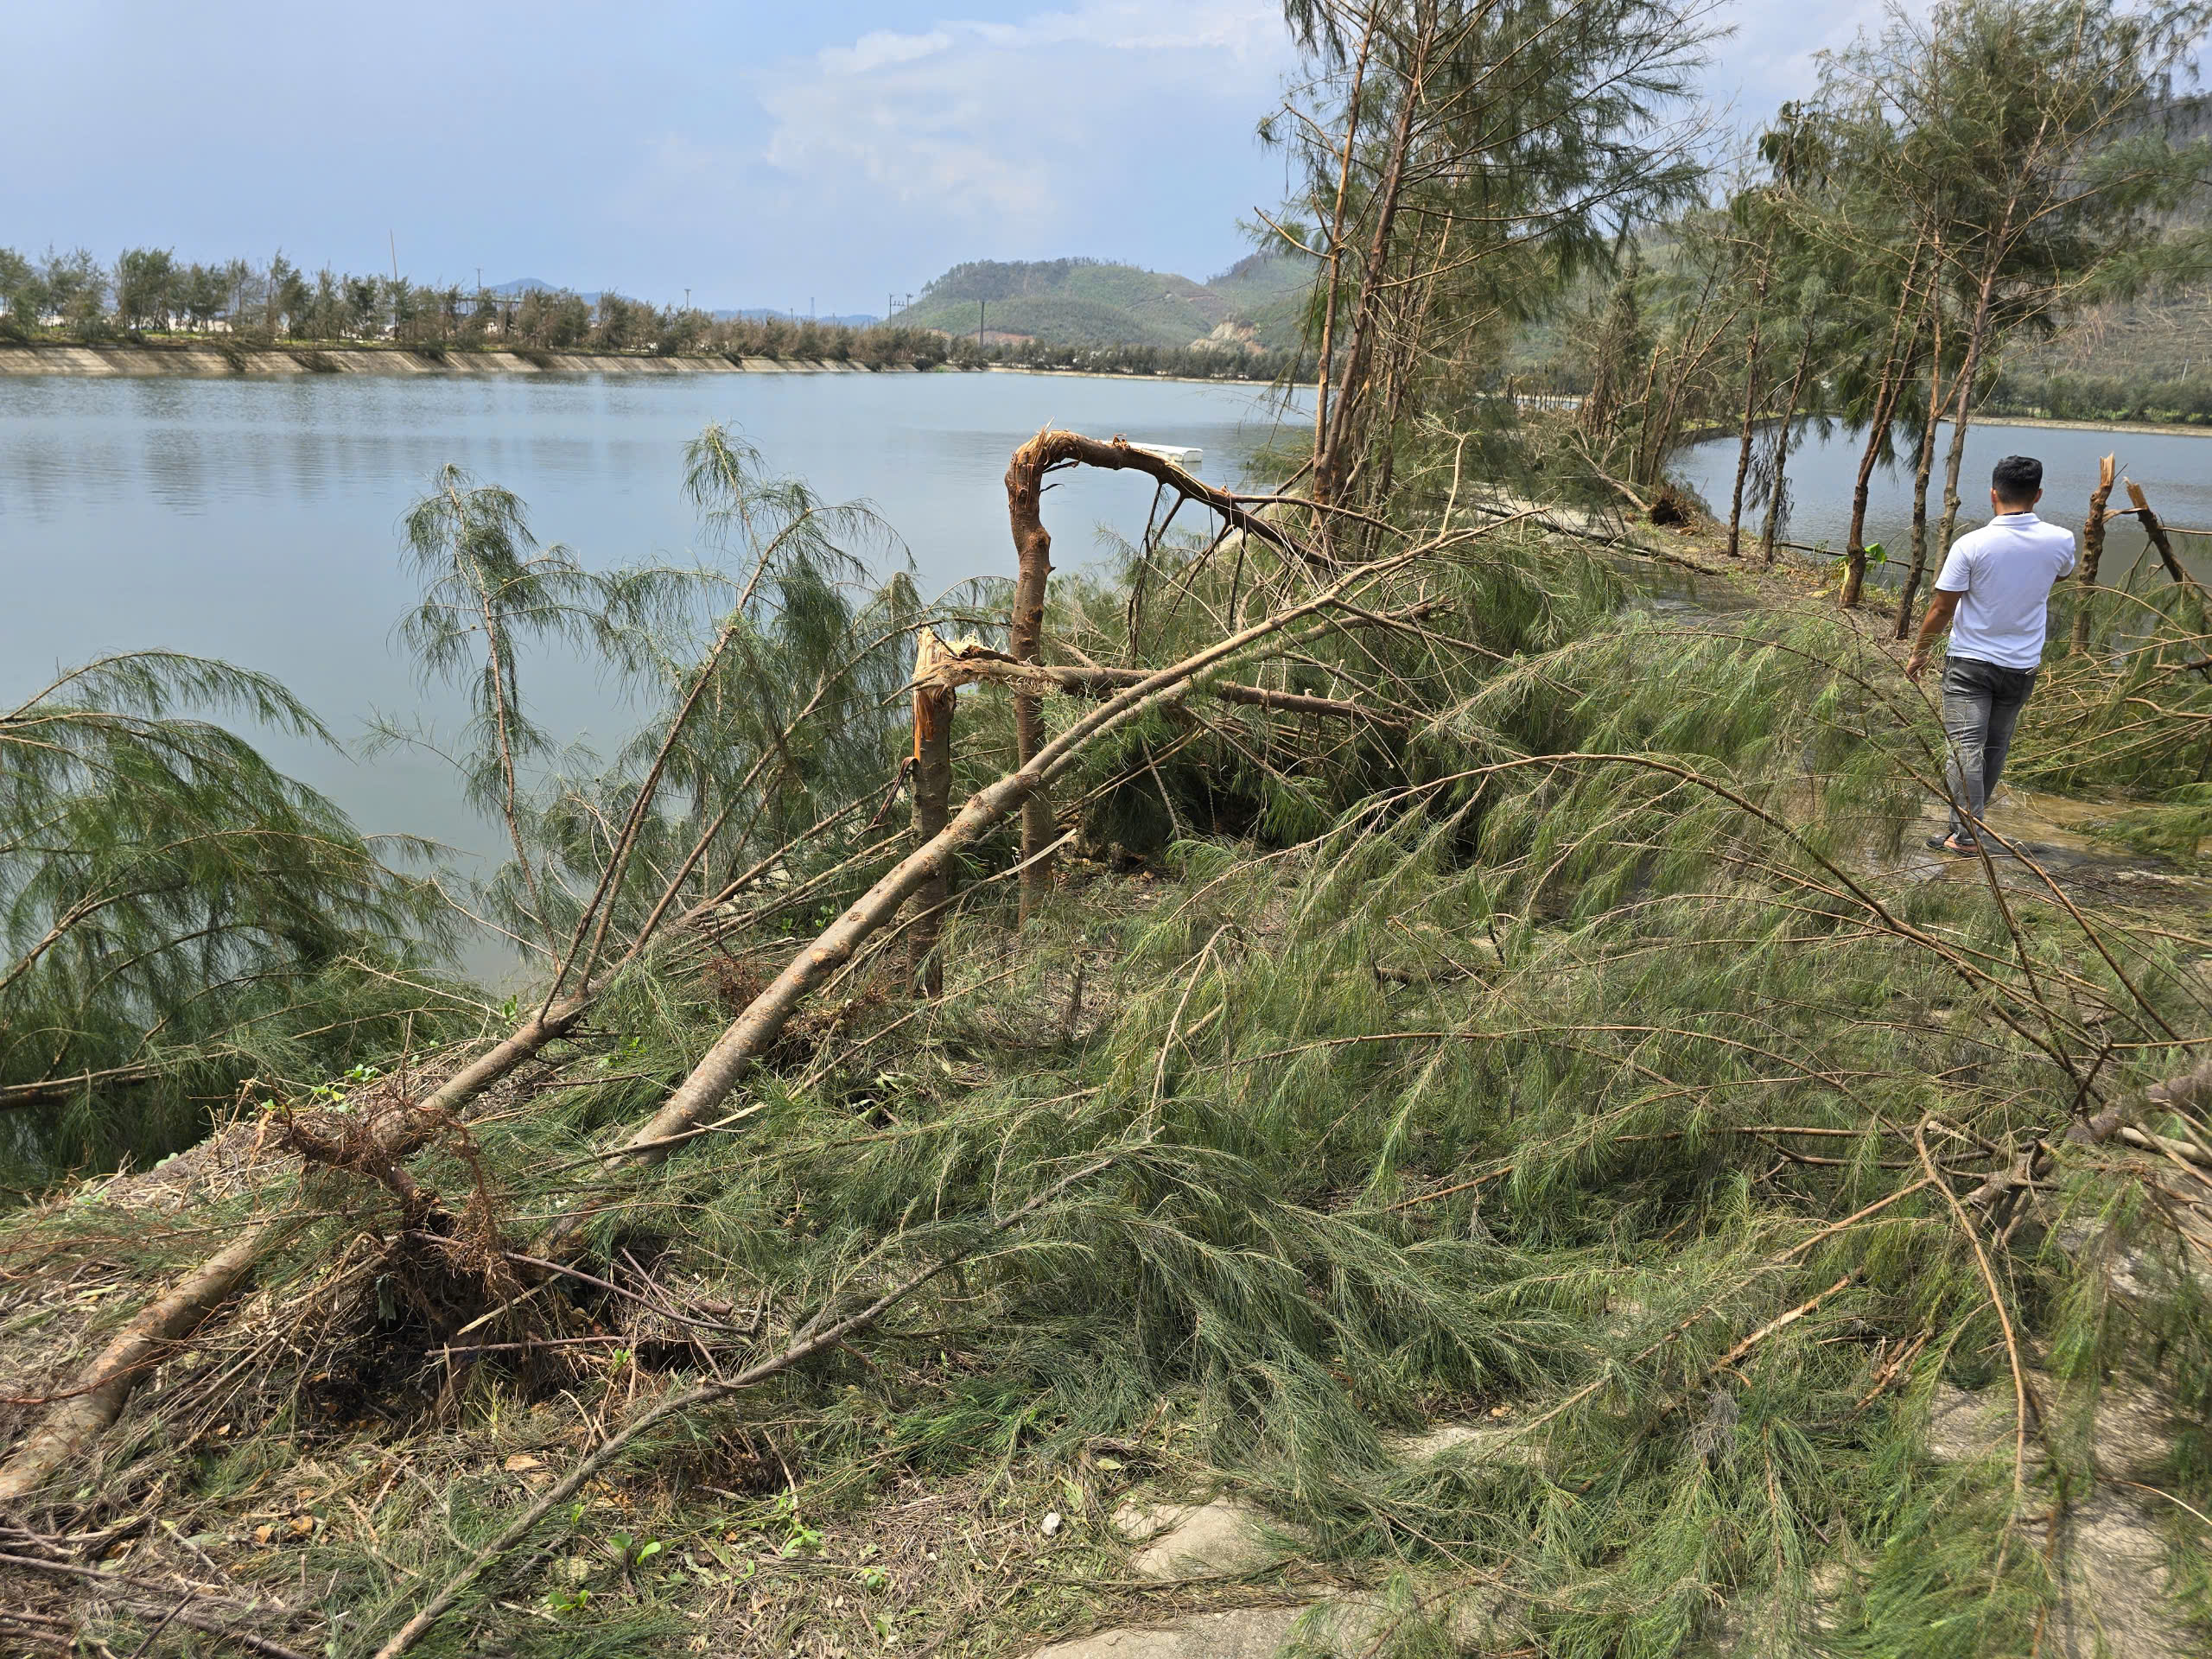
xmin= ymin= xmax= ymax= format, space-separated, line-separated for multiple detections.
xmin=539 ymin=522 xmax=1446 ymax=1247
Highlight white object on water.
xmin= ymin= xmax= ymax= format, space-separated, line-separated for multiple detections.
xmin=1130 ymin=443 xmax=1203 ymax=471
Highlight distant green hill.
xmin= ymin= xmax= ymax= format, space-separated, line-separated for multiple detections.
xmin=899 ymin=254 xmax=1313 ymax=353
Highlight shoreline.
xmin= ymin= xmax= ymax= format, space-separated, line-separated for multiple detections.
xmin=0 ymin=342 xmax=920 ymax=378
xmin=1973 ymin=411 xmax=2212 ymax=439
xmin=0 ymin=340 xmax=1286 ymax=392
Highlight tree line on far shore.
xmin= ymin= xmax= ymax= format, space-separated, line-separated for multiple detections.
xmin=0 ymin=246 xmax=1296 ymax=382
xmin=0 ymin=247 xmax=953 ymax=367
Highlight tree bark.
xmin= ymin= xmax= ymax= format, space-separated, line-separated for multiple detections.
xmin=1004 ymin=436 xmax=1057 ymax=924
xmin=907 ymin=630 xmax=957 ymax=999
xmin=2069 ymin=454 xmax=2116 ymax=654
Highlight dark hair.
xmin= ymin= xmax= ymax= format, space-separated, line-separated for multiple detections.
xmin=1992 ymin=454 xmax=2043 ymax=506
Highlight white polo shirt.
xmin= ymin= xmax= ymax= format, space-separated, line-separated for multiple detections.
xmin=1933 ymin=511 xmax=2078 ymax=671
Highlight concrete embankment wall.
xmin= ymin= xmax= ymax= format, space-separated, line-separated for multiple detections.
xmin=0 ymin=346 xmax=921 ymax=378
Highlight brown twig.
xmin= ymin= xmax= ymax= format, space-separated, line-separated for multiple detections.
xmin=370 ymin=1151 xmax=1123 ymax=1659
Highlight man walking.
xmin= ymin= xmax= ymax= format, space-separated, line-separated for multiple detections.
xmin=1904 ymin=454 xmax=2076 ymax=855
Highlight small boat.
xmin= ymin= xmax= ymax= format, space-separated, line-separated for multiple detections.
xmin=1129 ymin=442 xmax=1203 ymax=471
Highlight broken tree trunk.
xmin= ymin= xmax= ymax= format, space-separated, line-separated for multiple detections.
xmin=1003 ymin=431 xmax=1307 ymax=919
xmin=1006 ymin=440 xmax=1055 ymax=925
xmin=2127 ymin=477 xmax=2190 ymax=588
xmin=2069 ymin=454 xmax=2117 ymax=655
xmin=908 ymin=629 xmax=957 ymax=999
xmin=0 ymin=995 xmax=596 ymax=1505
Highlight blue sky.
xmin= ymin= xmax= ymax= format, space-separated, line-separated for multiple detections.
xmin=4 ymin=1 xmax=1915 ymax=315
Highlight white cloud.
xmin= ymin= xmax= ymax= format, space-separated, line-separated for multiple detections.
xmin=607 ymin=0 xmax=1940 ymax=307
xmin=746 ymin=0 xmax=1288 ymax=255
xmin=821 ymin=29 xmax=957 ymax=76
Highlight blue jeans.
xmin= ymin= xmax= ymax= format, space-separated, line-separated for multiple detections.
xmin=1942 ymin=656 xmax=2037 ymax=842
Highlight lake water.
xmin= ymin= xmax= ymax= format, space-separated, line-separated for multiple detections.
xmin=0 ymin=371 xmax=1303 ymax=906
xmin=8 ymin=376 xmax=2198 ymax=979
xmin=1675 ymin=418 xmax=2212 ymax=586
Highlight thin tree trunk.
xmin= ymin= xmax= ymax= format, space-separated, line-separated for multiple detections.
xmin=1923 ymin=271 xmax=2001 ymax=621
xmin=1842 ymin=238 xmax=1929 ymax=607
xmin=1893 ymin=293 xmax=1950 ymax=640
xmin=2069 ymin=453 xmax=2116 ymax=653
xmin=907 ymin=631 xmax=956 ymax=999
xmin=1726 ymin=263 xmax=1772 ymax=559
xmin=466 ymin=577 xmax=545 ymax=938
xmin=1758 ymin=324 xmax=1817 ymax=566
xmin=1310 ymin=11 xmax=1378 ymax=487
xmin=1313 ymin=7 xmax=1434 ymax=518
xmin=1005 ymin=437 xmax=1057 ymax=924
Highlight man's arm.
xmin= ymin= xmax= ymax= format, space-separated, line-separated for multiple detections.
xmin=1904 ymin=589 xmax=1961 ymax=683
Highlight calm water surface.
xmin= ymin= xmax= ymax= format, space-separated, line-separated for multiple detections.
xmin=8 ymin=377 xmax=2195 ymax=976
xmin=1675 ymin=420 xmax=2212 ymax=585
xmin=1 ymin=371 xmax=1301 ymax=887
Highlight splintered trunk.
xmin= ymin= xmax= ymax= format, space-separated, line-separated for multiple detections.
xmin=907 ymin=631 xmax=957 ymax=998
xmin=2069 ymin=454 xmax=2117 ymax=653
xmin=2128 ymin=477 xmax=2190 ymax=587
xmin=1005 ymin=436 xmax=1057 ymax=922
xmin=2126 ymin=477 xmax=2209 ymax=640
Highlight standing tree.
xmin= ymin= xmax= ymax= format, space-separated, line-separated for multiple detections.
xmin=0 ymin=246 xmax=39 ymax=340
xmin=1268 ymin=0 xmax=1711 ymax=537
xmin=113 ymin=247 xmax=177 ymax=335
xmin=391 ymin=472 xmax=631 ymax=950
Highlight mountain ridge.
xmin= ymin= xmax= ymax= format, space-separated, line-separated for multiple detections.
xmin=894 ymin=252 xmax=1313 ymax=352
